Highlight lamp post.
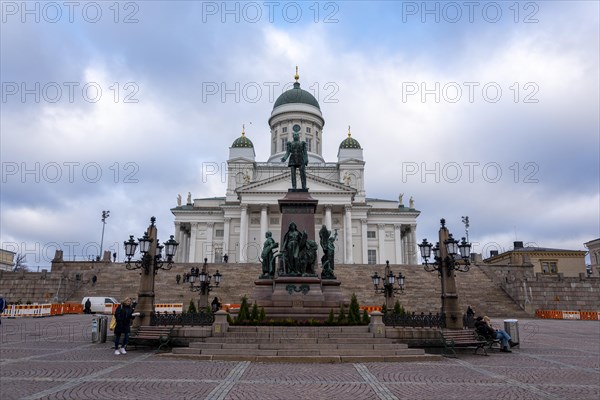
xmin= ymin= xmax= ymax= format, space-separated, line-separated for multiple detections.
xmin=189 ymin=263 xmax=222 ymax=309
xmin=123 ymin=217 xmax=178 ymax=328
xmin=418 ymin=218 xmax=471 ymax=329
xmin=100 ymin=210 xmax=110 ymax=259
xmin=371 ymin=260 xmax=405 ymax=310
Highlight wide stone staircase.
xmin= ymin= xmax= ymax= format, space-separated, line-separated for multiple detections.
xmin=30 ymin=261 xmax=529 ymax=318
xmin=169 ymin=325 xmax=441 ymax=363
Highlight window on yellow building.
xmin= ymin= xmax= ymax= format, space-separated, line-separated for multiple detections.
xmin=541 ymin=261 xmax=558 ymax=274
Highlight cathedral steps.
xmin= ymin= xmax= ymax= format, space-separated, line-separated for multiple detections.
xmin=169 ymin=325 xmax=440 ymax=363
xmin=26 ymin=261 xmax=529 ymax=318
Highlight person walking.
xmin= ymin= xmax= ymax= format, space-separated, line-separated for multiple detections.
xmin=113 ymin=297 xmax=139 ymax=355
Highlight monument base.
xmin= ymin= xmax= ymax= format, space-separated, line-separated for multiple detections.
xmin=251 ymin=276 xmax=346 ymax=320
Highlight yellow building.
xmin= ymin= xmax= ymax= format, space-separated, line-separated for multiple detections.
xmin=584 ymin=238 xmax=600 ymax=277
xmin=484 ymin=241 xmax=587 ymax=277
xmin=0 ymin=249 xmax=16 ymax=271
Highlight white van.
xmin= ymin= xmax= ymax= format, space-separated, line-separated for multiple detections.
xmin=81 ymin=296 xmax=119 ymax=314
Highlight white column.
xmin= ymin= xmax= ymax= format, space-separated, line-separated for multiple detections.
xmin=181 ymin=231 xmax=189 ymax=263
xmin=223 ymin=217 xmax=231 ymax=260
xmin=377 ymin=224 xmax=386 ymax=264
xmin=324 ymin=205 xmax=332 ymax=230
xmin=260 ymin=204 xmax=268 ymax=242
xmin=394 ymin=224 xmax=403 ymax=264
xmin=410 ymin=223 xmax=418 ymax=264
xmin=402 ymin=232 xmax=408 ymax=265
xmin=206 ymin=222 xmax=214 ymax=262
xmin=344 ymin=205 xmax=353 ymax=264
xmin=361 ymin=219 xmax=368 ymax=264
xmin=174 ymin=222 xmax=182 ymax=262
xmin=239 ymin=204 xmax=248 ymax=263
xmin=189 ymin=223 xmax=197 ymax=262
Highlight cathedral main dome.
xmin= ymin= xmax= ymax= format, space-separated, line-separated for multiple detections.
xmin=273 ymin=68 xmax=320 ymax=110
xmin=273 ymin=81 xmax=320 ymax=110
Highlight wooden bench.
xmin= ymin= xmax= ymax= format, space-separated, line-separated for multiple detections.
xmin=441 ymin=329 xmax=499 ymax=357
xmin=129 ymin=326 xmax=173 ymax=351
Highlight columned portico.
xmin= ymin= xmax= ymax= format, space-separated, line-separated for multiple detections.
xmin=239 ymin=204 xmax=248 ymax=262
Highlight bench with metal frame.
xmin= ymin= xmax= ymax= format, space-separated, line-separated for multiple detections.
xmin=441 ymin=329 xmax=499 ymax=357
xmin=129 ymin=326 xmax=173 ymax=351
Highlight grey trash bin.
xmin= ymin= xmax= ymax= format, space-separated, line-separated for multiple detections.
xmin=92 ymin=316 xmax=100 ymax=342
xmin=92 ymin=316 xmax=108 ymax=343
xmin=504 ymin=319 xmax=519 ymax=348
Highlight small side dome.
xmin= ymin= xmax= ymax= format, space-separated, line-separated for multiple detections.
xmin=339 ymin=126 xmax=361 ymax=149
xmin=231 ymin=125 xmax=254 ymax=148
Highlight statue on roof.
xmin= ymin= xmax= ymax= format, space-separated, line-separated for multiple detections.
xmin=177 ymin=194 xmax=182 ymax=206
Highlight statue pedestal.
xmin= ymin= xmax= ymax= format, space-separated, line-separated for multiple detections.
xmin=278 ymin=189 xmax=318 ymax=242
xmin=251 ymin=276 xmax=345 ymax=320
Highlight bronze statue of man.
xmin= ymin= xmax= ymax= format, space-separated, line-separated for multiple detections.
xmin=281 ymin=125 xmax=308 ymax=190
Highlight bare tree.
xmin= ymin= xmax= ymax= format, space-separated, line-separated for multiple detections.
xmin=13 ymin=254 xmax=29 ymax=272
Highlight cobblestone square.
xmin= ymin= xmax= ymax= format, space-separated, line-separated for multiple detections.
xmin=1 ymin=315 xmax=598 ymax=400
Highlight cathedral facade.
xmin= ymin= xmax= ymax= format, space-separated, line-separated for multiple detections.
xmin=171 ymin=72 xmax=420 ymax=265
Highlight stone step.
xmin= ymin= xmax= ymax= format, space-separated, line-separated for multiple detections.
xmin=162 ymin=353 xmax=443 ymax=363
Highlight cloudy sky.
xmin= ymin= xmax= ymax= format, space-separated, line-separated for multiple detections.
xmin=1 ymin=1 xmax=598 ymax=268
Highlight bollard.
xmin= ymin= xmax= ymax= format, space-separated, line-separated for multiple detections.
xmin=99 ymin=316 xmax=108 ymax=343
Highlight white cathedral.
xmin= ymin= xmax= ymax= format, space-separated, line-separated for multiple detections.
xmin=172 ymin=71 xmax=420 ymax=265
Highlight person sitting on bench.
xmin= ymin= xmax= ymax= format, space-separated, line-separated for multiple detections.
xmin=475 ymin=316 xmax=514 ymax=353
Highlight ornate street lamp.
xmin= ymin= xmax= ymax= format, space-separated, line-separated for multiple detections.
xmin=417 ymin=218 xmax=472 ymax=329
xmin=371 ymin=260 xmax=405 ymax=309
xmin=122 ymin=216 xmax=178 ymax=329
xmin=123 ymin=217 xmax=178 ymax=275
xmin=189 ymin=269 xmax=222 ymax=295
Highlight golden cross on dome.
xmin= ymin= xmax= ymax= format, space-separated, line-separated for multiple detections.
xmin=242 ymin=124 xmax=245 ymax=136
xmin=294 ymin=66 xmax=299 ymax=82
xmin=348 ymin=125 xmax=351 ymax=137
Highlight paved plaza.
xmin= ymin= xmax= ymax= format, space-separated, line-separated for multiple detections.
xmin=0 ymin=314 xmax=598 ymax=400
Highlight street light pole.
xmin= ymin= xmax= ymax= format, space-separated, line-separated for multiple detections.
xmin=123 ymin=217 xmax=178 ymax=330
xmin=100 ymin=210 xmax=110 ymax=259
xmin=418 ymin=219 xmax=471 ymax=330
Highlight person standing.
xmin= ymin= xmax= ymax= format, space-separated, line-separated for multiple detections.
xmin=0 ymin=294 xmax=6 ymax=325
xmin=84 ymin=298 xmax=92 ymax=314
xmin=113 ymin=298 xmax=139 ymax=355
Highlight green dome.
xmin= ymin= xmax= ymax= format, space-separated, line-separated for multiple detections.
xmin=273 ymin=82 xmax=320 ymax=110
xmin=231 ymin=129 xmax=254 ymax=148
xmin=339 ymin=130 xmax=361 ymax=149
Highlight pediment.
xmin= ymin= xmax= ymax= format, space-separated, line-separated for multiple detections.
xmin=237 ymin=172 xmax=355 ymax=195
